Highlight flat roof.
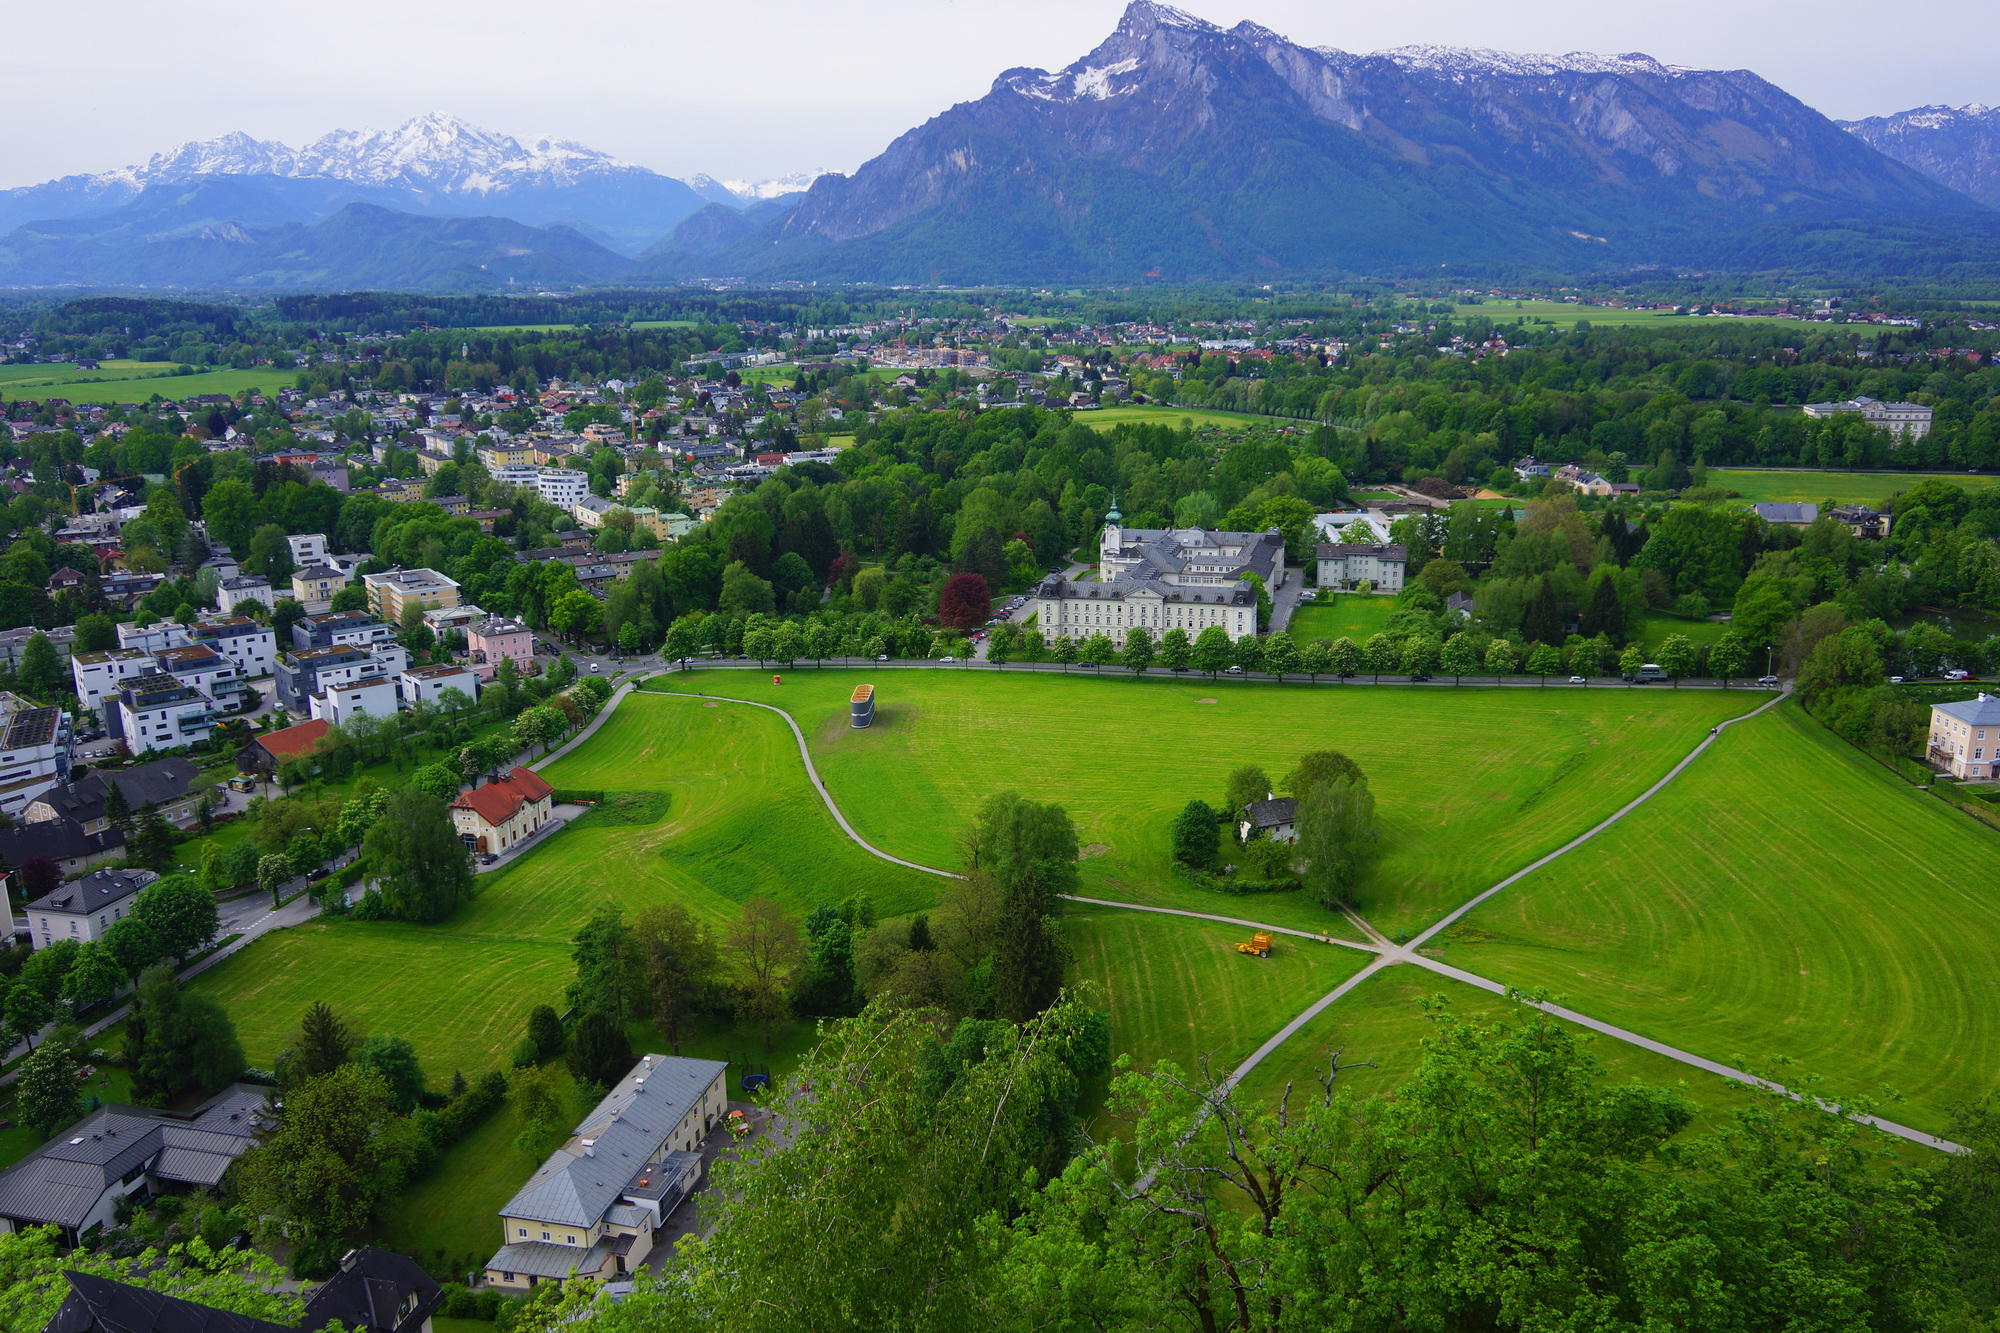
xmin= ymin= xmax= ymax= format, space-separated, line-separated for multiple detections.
xmin=850 ymin=684 xmax=873 ymax=703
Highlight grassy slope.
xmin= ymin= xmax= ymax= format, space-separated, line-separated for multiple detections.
xmin=672 ymin=669 xmax=1756 ymax=936
xmin=1444 ymin=702 xmax=2000 ymax=1135
xmin=1714 ymin=469 xmax=2000 ymax=506
xmin=189 ymin=693 xmax=940 ymax=1075
xmin=1079 ymin=405 xmax=1284 ymax=431
xmin=1 ymin=366 xmax=295 ymax=404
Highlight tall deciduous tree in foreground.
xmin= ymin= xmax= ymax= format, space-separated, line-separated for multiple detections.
xmin=729 ymin=898 xmax=802 ymax=1053
xmin=362 ymin=787 xmax=472 ymax=923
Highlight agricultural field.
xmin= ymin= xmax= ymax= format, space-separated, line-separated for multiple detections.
xmin=1443 ymin=700 xmax=2000 ymax=1137
xmin=1079 ymin=405 xmax=1291 ymax=432
xmin=0 ymin=364 xmax=292 ymax=404
xmin=664 ymin=668 xmax=1756 ymax=936
xmin=1712 ymin=468 xmax=2000 ymax=507
xmin=1285 ymin=595 xmax=1398 ymax=644
xmin=189 ymin=693 xmax=940 ymax=1075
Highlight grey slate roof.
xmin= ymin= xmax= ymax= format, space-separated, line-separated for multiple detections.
xmin=497 ymin=1054 xmax=725 ymax=1229
xmin=1753 ymin=502 xmax=1820 ymax=525
xmin=486 ymin=1241 xmax=606 ymax=1280
xmin=45 ymin=1271 xmax=294 ymax=1333
xmin=24 ymin=867 xmax=158 ymax=917
xmin=1243 ymin=797 xmax=1298 ymax=830
xmin=301 ymin=1247 xmax=442 ymax=1333
xmin=1934 ymin=693 xmax=2000 ymax=726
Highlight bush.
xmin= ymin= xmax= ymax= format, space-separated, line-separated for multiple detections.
xmin=291 ymin=1234 xmax=346 ymax=1280
xmin=510 ymin=1036 xmax=539 ymax=1068
xmin=549 ymin=788 xmax=606 ymax=804
xmin=350 ymin=887 xmax=389 ymax=921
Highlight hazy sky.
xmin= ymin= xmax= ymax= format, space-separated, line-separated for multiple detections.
xmin=3 ymin=0 xmax=1993 ymax=189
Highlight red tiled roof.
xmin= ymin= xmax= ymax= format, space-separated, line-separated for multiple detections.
xmin=254 ymin=719 xmax=331 ymax=761
xmin=451 ymin=766 xmax=551 ymax=826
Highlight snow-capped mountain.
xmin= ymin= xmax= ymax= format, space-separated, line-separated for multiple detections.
xmin=1841 ymin=104 xmax=2000 ymax=207
xmin=766 ymin=0 xmax=1970 ymax=281
xmin=684 ymin=170 xmax=834 ymax=207
xmin=0 ymin=115 xmax=708 ymax=252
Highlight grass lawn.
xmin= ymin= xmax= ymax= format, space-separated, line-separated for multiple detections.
xmin=1454 ymin=302 xmax=1819 ymax=331
xmin=1063 ymin=907 xmax=1368 ymax=1078
xmin=376 ymin=1071 xmax=541 ymax=1271
xmin=0 ymin=1064 xmax=133 ymax=1169
xmin=1285 ymin=596 xmax=1398 ymax=644
xmin=1231 ymin=966 xmax=1762 ymax=1129
xmin=665 ymin=668 xmax=1758 ymax=937
xmin=1713 ymin=469 xmax=2000 ymax=507
xmin=0 ymin=366 xmax=295 ymax=404
xmin=1080 ymin=405 xmax=1289 ymax=432
xmin=1443 ymin=701 xmax=2000 ymax=1137
xmin=1638 ymin=612 xmax=1732 ymax=651
xmin=190 ymin=693 xmax=940 ymax=1076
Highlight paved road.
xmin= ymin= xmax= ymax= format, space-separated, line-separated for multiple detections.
xmin=665 ymin=680 xmax=1962 ymax=1155
xmin=1266 ymin=567 xmax=1308 ymax=634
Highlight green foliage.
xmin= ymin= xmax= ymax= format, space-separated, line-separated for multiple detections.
xmin=15 ymin=1041 xmax=81 ymax=1136
xmin=1170 ymin=799 xmax=1220 ymax=869
xmin=287 ymin=1001 xmax=357 ymax=1086
xmin=127 ymin=965 xmax=245 ymax=1104
xmin=362 ymin=787 xmax=473 ymax=923
xmin=133 ymin=874 xmax=218 ymax=959
xmin=526 ymin=1004 xmax=565 ymax=1064
xmin=565 ymin=1009 xmax=633 ymax=1090
xmin=353 ymin=1033 xmax=427 ymax=1113
xmin=236 ymin=1062 xmax=416 ymax=1243
xmin=0 ymin=1227 xmax=301 ymax=1332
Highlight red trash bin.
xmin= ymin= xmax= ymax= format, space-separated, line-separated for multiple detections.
xmin=773 ymin=674 xmax=781 ymax=685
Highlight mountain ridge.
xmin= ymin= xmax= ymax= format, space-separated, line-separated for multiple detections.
xmin=1841 ymin=104 xmax=2000 ymax=208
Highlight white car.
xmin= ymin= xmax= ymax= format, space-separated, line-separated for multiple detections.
xmin=1757 ymin=675 xmax=1781 ymax=687
xmin=1567 ymin=675 xmax=1588 ymax=684
xmin=940 ymin=655 xmax=957 ymax=663
xmin=1945 ymin=669 xmax=1973 ymax=681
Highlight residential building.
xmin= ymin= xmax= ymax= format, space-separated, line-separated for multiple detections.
xmin=151 ymin=643 xmax=250 ymax=710
xmin=311 ymin=677 xmax=400 ymax=726
xmin=364 ymin=568 xmax=460 ymax=621
xmin=1511 ymin=456 xmax=1552 ymax=481
xmin=1753 ymin=502 xmax=1820 ymax=528
xmin=423 ymin=603 xmax=486 ymax=636
xmin=0 ymin=1085 xmax=267 ymax=1242
xmin=187 ymin=616 xmax=278 ymax=677
xmin=295 ymin=1248 xmax=444 ymax=1333
xmin=1033 ymin=508 xmax=1282 ymax=645
xmin=1310 ymin=509 xmax=1392 ymax=546
xmin=451 ymin=766 xmax=554 ymax=854
xmin=23 ymin=868 xmax=158 ymax=950
xmin=238 ymin=718 xmax=331 ymax=778
xmin=1802 ymin=395 xmax=1933 ymax=441
xmin=292 ymin=564 xmax=346 ymax=613
xmin=293 ymin=610 xmax=398 ymax=652
xmin=116 ymin=621 xmax=185 ymax=653
xmin=113 ymin=672 xmax=218 ymax=754
xmin=71 ymin=649 xmax=152 ymax=716
xmin=1239 ymin=796 xmax=1298 ymax=844
xmin=24 ymin=758 xmax=203 ymax=834
xmin=276 ymin=644 xmax=406 ymax=713
xmin=1316 ymin=543 xmax=1408 ymax=593
xmin=1927 ymin=693 xmax=2000 ymax=780
xmin=485 ymin=1053 xmax=728 ymax=1289
xmin=0 ymin=624 xmax=76 ymax=673
xmin=1829 ymin=505 xmax=1892 ymax=539
xmin=287 ymin=533 xmax=330 ymax=566
xmin=217 ymin=574 xmax=277 ymax=614
xmin=479 ymin=441 xmax=535 ymax=469
xmin=1554 ymin=464 xmax=1615 ymax=497
xmin=0 ymin=704 xmax=71 ymax=817
xmin=573 ymin=495 xmax=619 ymax=529
xmin=534 ymin=468 xmax=590 ymax=509
xmin=467 ymin=616 xmax=534 ymax=671
xmin=400 ymin=663 xmax=480 ymax=707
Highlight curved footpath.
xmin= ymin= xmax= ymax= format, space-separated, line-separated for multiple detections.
xmin=617 ymin=680 xmax=1962 ymax=1153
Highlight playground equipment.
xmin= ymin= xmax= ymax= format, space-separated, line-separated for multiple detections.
xmin=1235 ymin=932 xmax=1274 ymax=958
xmin=741 ymin=1065 xmax=771 ymax=1092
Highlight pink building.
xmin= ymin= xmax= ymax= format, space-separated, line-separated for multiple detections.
xmin=466 ymin=616 xmax=535 ymax=680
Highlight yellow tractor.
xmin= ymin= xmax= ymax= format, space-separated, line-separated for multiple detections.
xmin=1235 ymin=932 xmax=1274 ymax=959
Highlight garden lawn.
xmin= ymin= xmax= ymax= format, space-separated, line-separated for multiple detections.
xmin=1063 ymin=907 xmax=1368 ymax=1078
xmin=1444 ymin=701 xmax=2000 ymax=1137
xmin=1713 ymin=469 xmax=2000 ymax=507
xmin=375 ymin=1073 xmax=540 ymax=1270
xmin=1285 ymin=597 xmax=1398 ymax=645
xmin=190 ymin=693 xmax=939 ymax=1076
xmin=659 ymin=668 xmax=1758 ymax=936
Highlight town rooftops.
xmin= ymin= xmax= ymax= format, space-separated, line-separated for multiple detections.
xmin=188 ymin=616 xmax=266 ymax=640
xmin=24 ymin=867 xmax=158 ymax=916
xmin=364 ymin=567 xmax=459 ymax=594
xmin=452 ymin=766 xmax=553 ymax=826
xmin=298 ymin=1247 xmax=444 ymax=1333
xmin=25 ymin=758 xmax=201 ymax=827
xmin=468 ymin=616 xmax=529 ymax=637
xmin=1935 ymin=693 xmax=2000 ymax=727
xmin=497 ymin=1053 xmax=727 ymax=1228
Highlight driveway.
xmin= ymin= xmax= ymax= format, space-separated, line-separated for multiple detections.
xmin=1267 ymin=566 xmax=1308 ymax=633
xmin=635 ymin=1099 xmax=777 ymax=1270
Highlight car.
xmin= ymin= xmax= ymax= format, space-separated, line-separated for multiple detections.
xmin=1170 ymin=665 xmax=1190 ymax=672
xmin=1890 ymin=675 xmax=1906 ymax=684
xmin=481 ymin=853 xmax=498 ymax=865
xmin=1757 ymin=674 xmax=1781 ymax=687
xmin=1224 ymin=665 xmax=1244 ymax=674
xmin=940 ymin=655 xmax=958 ymax=663
xmin=1567 ymin=675 xmax=1588 ymax=685
xmin=1945 ymin=669 xmax=1973 ymax=681
xmin=1407 ymin=672 xmax=1431 ymax=682
xmin=876 ymin=654 xmax=890 ymax=662
xmin=591 ymin=663 xmax=601 ymax=673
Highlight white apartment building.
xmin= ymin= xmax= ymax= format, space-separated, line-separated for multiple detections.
xmin=489 ymin=464 xmax=591 ymax=510
xmin=151 ymin=643 xmax=250 ymax=710
xmin=187 ymin=617 xmax=278 ymax=677
xmin=400 ymin=663 xmax=481 ymax=707
xmin=71 ymin=649 xmax=152 ymax=716
xmin=114 ymin=673 xmax=218 ymax=755
xmin=310 ymin=676 xmax=401 ymax=726
xmin=287 ymin=533 xmax=330 ymax=566
xmin=1316 ymin=543 xmax=1409 ymax=593
xmin=0 ymin=703 xmax=72 ymax=818
xmin=24 ymin=868 xmax=157 ymax=950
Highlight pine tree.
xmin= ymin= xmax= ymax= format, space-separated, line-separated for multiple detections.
xmin=101 ymin=779 xmax=134 ymax=837
xmin=1580 ymin=574 xmax=1625 ymax=640
xmin=292 ymin=1001 xmax=357 ymax=1083
xmin=993 ymin=874 xmax=1066 ymax=1024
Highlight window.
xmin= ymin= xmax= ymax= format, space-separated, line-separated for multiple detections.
xmin=542 ymin=1231 xmax=551 ymax=1241
xmin=566 ymin=1235 xmax=576 ymax=1244
xmin=518 ymin=1227 xmax=527 ymax=1237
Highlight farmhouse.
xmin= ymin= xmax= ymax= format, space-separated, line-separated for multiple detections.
xmin=485 ymin=1053 xmax=729 ymax=1289
xmin=1927 ymin=693 xmax=2000 ymax=780
xmin=1239 ymin=796 xmax=1298 ymax=844
xmin=1032 ymin=506 xmax=1281 ymax=644
xmin=1315 ymin=543 xmax=1408 ymax=593
xmin=451 ymin=766 xmax=555 ymax=854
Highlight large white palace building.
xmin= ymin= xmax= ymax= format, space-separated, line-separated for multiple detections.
xmin=1031 ymin=504 xmax=1285 ymax=644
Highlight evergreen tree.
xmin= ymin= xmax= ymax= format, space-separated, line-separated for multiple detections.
xmin=129 ymin=965 xmax=245 ymax=1103
xmin=527 ymin=1004 xmax=566 ymax=1063
xmin=1580 ymin=573 xmax=1626 ymax=641
xmin=993 ymin=874 xmax=1066 ymax=1025
xmin=1522 ymin=576 xmax=1562 ymax=645
xmin=362 ymin=787 xmax=472 ymax=923
xmin=291 ymin=1001 xmax=358 ymax=1084
xmin=101 ymin=779 xmax=134 ymax=838
xmin=1170 ymin=799 xmax=1220 ymax=868
xmin=566 ymin=1010 xmax=634 ymax=1090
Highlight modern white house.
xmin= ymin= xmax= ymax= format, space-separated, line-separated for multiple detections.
xmin=400 ymin=663 xmax=480 ymax=707
xmin=310 ymin=676 xmax=401 ymax=727
xmin=1033 ymin=506 xmax=1282 ymax=644
xmin=485 ymin=1054 xmax=729 ymax=1289
xmin=286 ymin=532 xmax=331 ymax=566
xmin=1928 ymin=693 xmax=2000 ymax=780
xmin=113 ymin=673 xmax=218 ymax=754
xmin=0 ymin=702 xmax=71 ymax=818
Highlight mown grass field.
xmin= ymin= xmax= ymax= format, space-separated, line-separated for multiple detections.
xmin=1444 ymin=701 xmax=2000 ymax=1136
xmin=1063 ymin=908 xmax=1368 ymax=1079
xmin=1286 ymin=596 xmax=1398 ymax=644
xmin=1231 ymin=966 xmax=1762 ymax=1127
xmin=1713 ymin=469 xmax=2000 ymax=506
xmin=190 ymin=693 xmax=940 ymax=1076
xmin=1455 ymin=301 xmax=1819 ymax=331
xmin=1638 ymin=612 xmax=1732 ymax=650
xmin=662 ymin=669 xmax=1757 ymax=936
xmin=0 ymin=364 xmax=293 ymax=404
xmin=1080 ymin=405 xmax=1289 ymax=432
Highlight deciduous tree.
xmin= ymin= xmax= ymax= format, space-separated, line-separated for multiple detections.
xmin=361 ymin=787 xmax=472 ymax=923
xmin=729 ymin=898 xmax=803 ymax=1054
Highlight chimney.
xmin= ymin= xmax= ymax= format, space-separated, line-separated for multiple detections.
xmin=634 ymin=1078 xmax=645 ymax=1094
xmin=581 ymin=1138 xmax=596 ymax=1157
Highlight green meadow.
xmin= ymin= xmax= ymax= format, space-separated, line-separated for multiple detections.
xmin=1079 ymin=404 xmax=1291 ymax=432
xmin=1446 ymin=701 xmax=2000 ymax=1136
xmin=1455 ymin=301 xmax=1819 ymax=331
xmin=0 ymin=364 xmax=291 ymax=404
xmin=1285 ymin=595 xmax=1398 ymax=645
xmin=1714 ymin=468 xmax=2000 ymax=507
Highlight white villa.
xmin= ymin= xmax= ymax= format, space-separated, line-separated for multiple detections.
xmin=1802 ymin=396 xmax=1933 ymax=441
xmin=1032 ymin=504 xmax=1284 ymax=644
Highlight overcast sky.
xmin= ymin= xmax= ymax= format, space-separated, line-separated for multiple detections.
xmin=3 ymin=0 xmax=1993 ymax=189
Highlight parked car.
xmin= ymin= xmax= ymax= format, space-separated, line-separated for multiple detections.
xmin=1757 ymin=675 xmax=1781 ymax=686
xmin=1567 ymin=675 xmax=1588 ymax=684
xmin=1224 ymin=665 xmax=1244 ymax=674
xmin=940 ymin=655 xmax=958 ymax=663
xmin=1945 ymin=669 xmax=1973 ymax=680
xmin=591 ymin=662 xmax=601 ymax=673
xmin=1170 ymin=665 xmax=1190 ymax=672
xmin=876 ymin=654 xmax=890 ymax=662
xmin=1890 ymin=675 xmax=1906 ymax=684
